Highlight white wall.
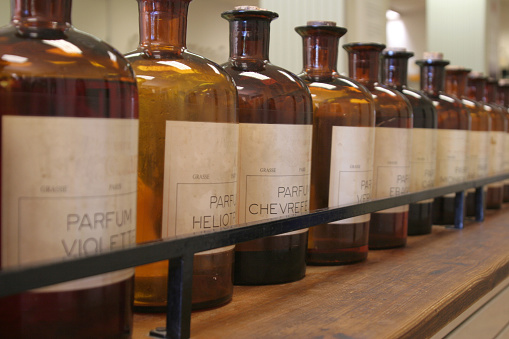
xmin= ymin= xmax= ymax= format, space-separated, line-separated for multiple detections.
xmin=260 ymin=0 xmax=347 ymax=75
xmin=499 ymin=0 xmax=509 ymax=77
xmin=386 ymin=8 xmax=427 ymax=86
xmin=426 ymin=0 xmax=488 ymax=74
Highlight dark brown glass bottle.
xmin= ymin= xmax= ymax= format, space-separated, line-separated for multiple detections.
xmin=344 ymin=43 xmax=413 ymax=249
xmin=295 ymin=22 xmax=375 ymax=264
xmin=486 ymin=77 xmax=508 ymax=208
xmin=382 ymin=49 xmax=437 ymax=235
xmin=126 ymin=0 xmax=238 ymax=310
xmin=467 ymin=74 xmax=506 ymax=209
xmin=445 ymin=67 xmax=490 ymax=217
xmin=416 ymin=53 xmax=470 ymax=225
xmin=0 ymin=0 xmax=138 ymax=337
xmin=497 ymin=79 xmax=509 ymax=201
xmin=222 ymin=7 xmax=313 ymax=284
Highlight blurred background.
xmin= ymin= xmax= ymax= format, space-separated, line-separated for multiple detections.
xmin=1 ymin=0 xmax=508 ymax=88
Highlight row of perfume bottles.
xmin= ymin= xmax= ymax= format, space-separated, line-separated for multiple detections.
xmin=1 ymin=1 xmax=509 ymax=338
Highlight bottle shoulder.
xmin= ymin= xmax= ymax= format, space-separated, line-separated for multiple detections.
xmin=0 ymin=25 xmax=134 ymax=82
xmin=372 ymin=84 xmax=413 ymax=119
xmin=127 ymin=49 xmax=236 ymax=92
xmin=222 ymin=62 xmax=311 ymax=98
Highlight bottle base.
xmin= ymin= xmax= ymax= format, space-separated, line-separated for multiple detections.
xmin=0 ymin=278 xmax=133 ymax=339
xmin=134 ymin=248 xmax=234 ymax=311
xmin=408 ymin=202 xmax=433 ymax=235
xmin=234 ymin=232 xmax=307 ymax=285
xmin=369 ymin=211 xmax=408 ymax=249
xmin=433 ymin=195 xmax=462 ymax=225
xmin=503 ymin=184 xmax=509 ymax=203
xmin=486 ymin=185 xmax=503 ymax=210
xmin=306 ymin=221 xmax=369 ymax=265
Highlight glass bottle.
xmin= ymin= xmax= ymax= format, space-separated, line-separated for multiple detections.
xmin=416 ymin=53 xmax=470 ymax=225
xmin=343 ymin=43 xmax=413 ymax=249
xmin=382 ymin=48 xmax=437 ymax=235
xmin=485 ymin=77 xmax=508 ymax=208
xmin=222 ymin=7 xmax=313 ymax=284
xmin=497 ymin=79 xmax=509 ymax=202
xmin=467 ymin=74 xmax=505 ymax=209
xmin=445 ymin=67 xmax=490 ymax=217
xmin=0 ymin=0 xmax=138 ymax=337
xmin=295 ymin=22 xmax=375 ymax=264
xmin=125 ymin=0 xmax=238 ymax=310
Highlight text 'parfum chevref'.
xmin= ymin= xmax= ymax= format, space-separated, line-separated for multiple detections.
xmin=344 ymin=43 xmax=413 ymax=249
xmin=0 ymin=0 xmax=138 ymax=337
xmin=382 ymin=48 xmax=437 ymax=236
xmin=295 ymin=22 xmax=375 ymax=264
xmin=416 ymin=53 xmax=471 ymax=226
xmin=222 ymin=7 xmax=313 ymax=284
xmin=126 ymin=0 xmax=239 ymax=310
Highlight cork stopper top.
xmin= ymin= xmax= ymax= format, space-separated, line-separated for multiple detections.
xmin=234 ymin=6 xmax=266 ymax=11
xmin=306 ymin=20 xmax=336 ymax=27
xmin=423 ymin=51 xmax=443 ymax=60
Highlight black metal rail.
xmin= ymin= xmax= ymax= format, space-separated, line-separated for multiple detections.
xmin=1 ymin=173 xmax=508 ymax=338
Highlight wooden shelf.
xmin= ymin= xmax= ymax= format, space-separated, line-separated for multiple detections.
xmin=133 ymin=208 xmax=509 ymax=338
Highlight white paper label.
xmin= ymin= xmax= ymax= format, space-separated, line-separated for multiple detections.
xmin=469 ymin=131 xmax=490 ymax=179
xmin=162 ymin=121 xmax=238 ymax=254
xmin=238 ymin=123 xmax=312 ymax=235
xmin=489 ymin=131 xmax=505 ymax=188
xmin=410 ymin=128 xmax=437 ymax=193
xmin=504 ymin=133 xmax=509 ymax=184
xmin=372 ymin=127 xmax=411 ymax=213
xmin=2 ymin=116 xmax=138 ymax=292
xmin=435 ymin=129 xmax=468 ymax=186
xmin=329 ymin=126 xmax=374 ymax=224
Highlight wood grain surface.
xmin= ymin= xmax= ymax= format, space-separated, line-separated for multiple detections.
xmin=133 ymin=209 xmax=509 ymax=339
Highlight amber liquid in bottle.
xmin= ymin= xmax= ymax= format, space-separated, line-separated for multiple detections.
xmin=485 ymin=78 xmax=507 ymax=208
xmin=497 ymin=80 xmax=509 ymax=202
xmin=416 ymin=55 xmax=470 ymax=225
xmin=295 ymin=22 xmax=374 ymax=264
xmin=0 ymin=1 xmax=138 ymax=337
xmin=126 ymin=0 xmax=238 ymax=310
xmin=344 ymin=43 xmax=413 ymax=249
xmin=222 ymin=7 xmax=313 ymax=284
xmin=445 ymin=67 xmax=490 ymax=218
xmin=382 ymin=49 xmax=437 ymax=236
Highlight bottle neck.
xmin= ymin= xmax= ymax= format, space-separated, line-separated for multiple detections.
xmin=445 ymin=71 xmax=468 ymax=98
xmin=229 ymin=19 xmax=271 ymax=61
xmin=499 ymin=86 xmax=509 ymax=107
xmin=418 ymin=63 xmax=446 ymax=96
xmin=485 ymin=81 xmax=498 ymax=104
xmin=467 ymin=78 xmax=486 ymax=102
xmin=382 ymin=57 xmax=409 ymax=88
xmin=346 ymin=49 xmax=381 ymax=85
xmin=11 ymin=0 xmax=72 ymax=29
xmin=300 ymin=30 xmax=340 ymax=81
xmin=138 ymin=0 xmax=190 ymax=53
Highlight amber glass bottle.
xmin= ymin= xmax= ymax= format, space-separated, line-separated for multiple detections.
xmin=126 ymin=0 xmax=238 ymax=310
xmin=445 ymin=67 xmax=490 ymax=217
xmin=467 ymin=74 xmax=505 ymax=209
xmin=295 ymin=22 xmax=375 ymax=264
xmin=382 ymin=49 xmax=437 ymax=235
xmin=486 ymin=77 xmax=508 ymax=208
xmin=498 ymin=79 xmax=509 ymax=201
xmin=343 ymin=43 xmax=413 ymax=249
xmin=222 ymin=7 xmax=313 ymax=284
xmin=0 ymin=0 xmax=138 ymax=337
xmin=416 ymin=53 xmax=470 ymax=225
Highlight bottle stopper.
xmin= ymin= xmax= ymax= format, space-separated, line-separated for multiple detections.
xmin=234 ymin=6 xmax=266 ymax=11
xmin=307 ymin=21 xmax=336 ymax=27
xmin=423 ymin=51 xmax=443 ymax=60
